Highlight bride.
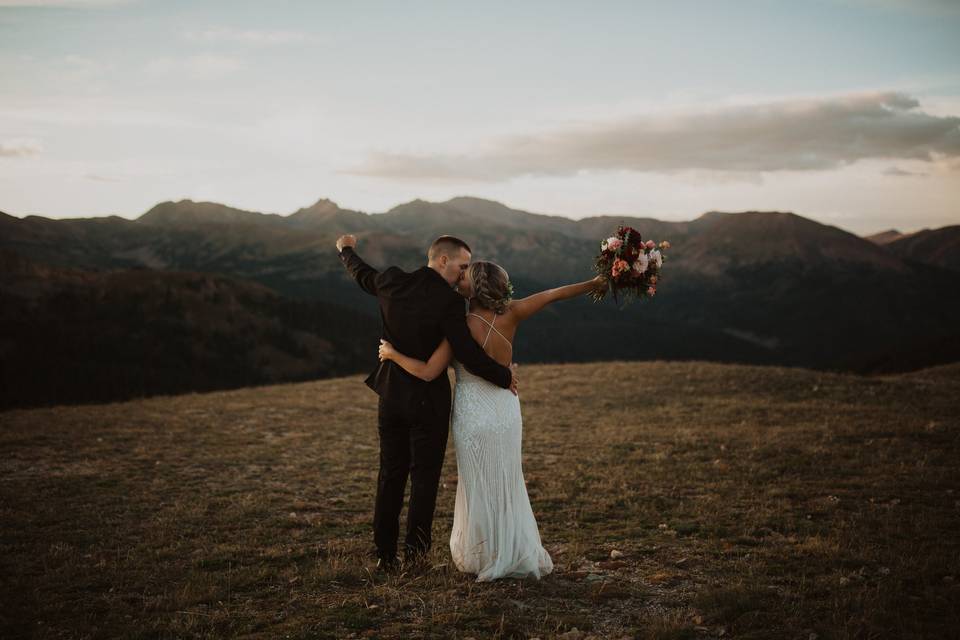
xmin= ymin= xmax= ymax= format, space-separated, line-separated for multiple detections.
xmin=378 ymin=261 xmax=604 ymax=581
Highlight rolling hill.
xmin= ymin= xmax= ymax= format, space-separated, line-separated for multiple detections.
xmin=882 ymin=225 xmax=960 ymax=272
xmin=2 ymin=197 xmax=959 ymax=407
xmin=0 ymin=249 xmax=378 ymax=409
xmin=864 ymin=229 xmax=905 ymax=245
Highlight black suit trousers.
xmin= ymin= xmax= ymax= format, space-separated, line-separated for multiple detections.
xmin=373 ymin=394 xmax=450 ymax=560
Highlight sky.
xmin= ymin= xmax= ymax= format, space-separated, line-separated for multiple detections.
xmin=1 ymin=0 xmax=959 ymax=234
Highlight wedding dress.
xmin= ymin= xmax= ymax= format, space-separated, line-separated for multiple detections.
xmin=449 ymin=313 xmax=554 ymax=581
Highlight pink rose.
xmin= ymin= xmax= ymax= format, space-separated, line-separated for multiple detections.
xmin=611 ymin=258 xmax=630 ymax=278
xmin=607 ymin=237 xmax=623 ymax=251
xmin=647 ymin=286 xmax=656 ymax=296
xmin=645 ymin=239 xmax=656 ymax=249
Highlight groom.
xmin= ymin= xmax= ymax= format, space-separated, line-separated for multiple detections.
xmin=336 ymin=234 xmax=516 ymax=570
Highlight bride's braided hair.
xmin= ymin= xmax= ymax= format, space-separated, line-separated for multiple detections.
xmin=468 ymin=261 xmax=512 ymax=315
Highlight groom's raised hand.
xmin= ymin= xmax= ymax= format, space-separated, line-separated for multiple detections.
xmin=509 ymin=363 xmax=519 ymax=396
xmin=336 ymin=234 xmax=357 ymax=253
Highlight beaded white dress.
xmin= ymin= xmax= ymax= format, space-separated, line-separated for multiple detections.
xmin=448 ymin=313 xmax=554 ymax=581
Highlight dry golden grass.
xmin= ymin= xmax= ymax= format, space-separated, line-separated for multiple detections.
xmin=1 ymin=361 xmax=958 ymax=639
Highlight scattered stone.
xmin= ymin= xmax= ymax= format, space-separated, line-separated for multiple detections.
xmin=610 ymin=549 xmax=624 ymax=559
xmin=585 ymin=573 xmax=605 ymax=582
xmin=592 ymin=582 xmax=631 ymax=601
xmin=557 ymin=628 xmax=584 ymax=640
xmin=647 ymin=571 xmax=674 ymax=585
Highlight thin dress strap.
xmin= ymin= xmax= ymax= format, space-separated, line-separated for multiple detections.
xmin=468 ymin=312 xmax=512 ymax=352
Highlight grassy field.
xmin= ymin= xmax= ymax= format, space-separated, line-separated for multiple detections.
xmin=1 ymin=360 xmax=958 ymax=639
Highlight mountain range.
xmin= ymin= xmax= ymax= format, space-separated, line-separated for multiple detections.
xmin=867 ymin=225 xmax=960 ymax=272
xmin=2 ymin=197 xmax=959 ymax=409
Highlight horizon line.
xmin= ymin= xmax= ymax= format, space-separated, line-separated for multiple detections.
xmin=0 ymin=195 xmax=942 ymax=237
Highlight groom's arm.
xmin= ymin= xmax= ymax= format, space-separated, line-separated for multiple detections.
xmin=337 ymin=238 xmax=379 ymax=297
xmin=440 ymin=297 xmax=513 ymax=390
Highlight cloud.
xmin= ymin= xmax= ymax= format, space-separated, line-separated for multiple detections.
xmin=144 ymin=54 xmax=242 ymax=77
xmin=83 ymin=173 xmax=125 ymax=182
xmin=0 ymin=138 xmax=43 ymax=157
xmin=350 ymin=92 xmax=960 ymax=182
xmin=182 ymin=26 xmax=316 ymax=46
xmin=62 ymin=54 xmax=114 ymax=80
xmin=0 ymin=103 xmax=202 ymax=128
xmin=837 ymin=0 xmax=960 ymax=15
xmin=883 ymin=166 xmax=927 ymax=177
xmin=0 ymin=0 xmax=133 ymax=6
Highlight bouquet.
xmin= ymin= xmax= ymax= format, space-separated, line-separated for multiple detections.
xmin=591 ymin=225 xmax=670 ymax=304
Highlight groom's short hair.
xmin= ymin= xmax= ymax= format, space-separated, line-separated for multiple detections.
xmin=428 ymin=235 xmax=471 ymax=261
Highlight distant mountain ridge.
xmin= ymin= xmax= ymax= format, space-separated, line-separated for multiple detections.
xmin=139 ymin=200 xmax=287 ymax=227
xmin=883 ymin=225 xmax=960 ymax=272
xmin=2 ymin=196 xmax=959 ymax=408
xmin=865 ymin=229 xmax=905 ymax=245
xmin=1 ymin=196 xmax=919 ymax=277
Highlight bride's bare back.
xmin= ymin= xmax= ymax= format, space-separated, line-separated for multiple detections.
xmin=466 ymin=273 xmax=607 ymax=366
xmin=465 ymin=307 xmax=516 ymax=368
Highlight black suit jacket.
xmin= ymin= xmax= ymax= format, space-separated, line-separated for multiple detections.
xmin=339 ymin=247 xmax=512 ymax=419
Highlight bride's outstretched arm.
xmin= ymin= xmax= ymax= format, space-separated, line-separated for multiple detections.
xmin=510 ymin=276 xmax=607 ymax=322
xmin=378 ymin=338 xmax=453 ymax=382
